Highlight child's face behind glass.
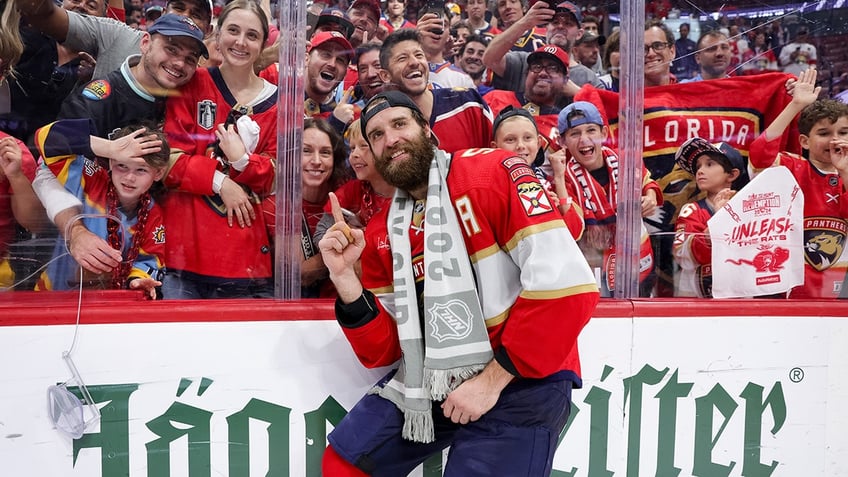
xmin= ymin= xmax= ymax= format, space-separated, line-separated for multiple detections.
xmin=492 ymin=116 xmax=540 ymax=166
xmin=110 ymin=157 xmax=164 ymax=208
xmin=800 ymin=116 xmax=848 ymax=169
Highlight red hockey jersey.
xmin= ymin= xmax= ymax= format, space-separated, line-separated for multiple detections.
xmin=342 ymin=148 xmax=599 ymax=383
xmin=749 ymin=134 xmax=848 ymax=298
xmin=163 ymin=67 xmax=277 ymax=279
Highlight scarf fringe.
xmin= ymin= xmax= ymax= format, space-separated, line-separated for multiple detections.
xmin=401 ymin=409 xmax=436 ymax=443
xmin=426 ymin=365 xmax=486 ymax=401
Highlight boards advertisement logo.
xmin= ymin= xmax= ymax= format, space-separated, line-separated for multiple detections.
xmin=56 ymin=362 xmax=787 ymax=477
xmin=1 ymin=318 xmax=842 ymax=476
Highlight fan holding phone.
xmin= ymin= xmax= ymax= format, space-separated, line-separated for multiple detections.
xmin=416 ymin=0 xmax=477 ymax=89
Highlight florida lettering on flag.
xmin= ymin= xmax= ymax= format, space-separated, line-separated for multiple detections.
xmin=575 ymin=72 xmax=798 ymax=233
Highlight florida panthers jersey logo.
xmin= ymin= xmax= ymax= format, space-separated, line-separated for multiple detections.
xmin=151 ymin=225 xmax=166 ymax=245
xmin=803 ymin=217 xmax=847 ymax=271
xmin=197 ymin=100 xmax=217 ymax=130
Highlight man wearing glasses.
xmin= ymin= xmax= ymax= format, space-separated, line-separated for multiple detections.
xmin=644 ymin=19 xmax=677 ymax=87
xmin=484 ymin=44 xmax=571 ymax=148
xmin=483 ymin=1 xmax=604 ymax=96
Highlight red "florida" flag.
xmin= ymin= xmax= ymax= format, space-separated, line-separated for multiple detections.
xmin=576 ymin=72 xmax=798 ymax=233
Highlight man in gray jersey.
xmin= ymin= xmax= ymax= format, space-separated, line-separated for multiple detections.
xmin=16 ymin=0 xmax=212 ymax=80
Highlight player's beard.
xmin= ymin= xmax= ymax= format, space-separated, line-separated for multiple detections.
xmin=374 ymin=130 xmax=434 ymax=192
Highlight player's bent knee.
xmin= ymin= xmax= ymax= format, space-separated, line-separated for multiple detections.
xmin=322 ymin=444 xmax=370 ymax=476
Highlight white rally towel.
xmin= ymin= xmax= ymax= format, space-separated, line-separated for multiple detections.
xmin=708 ymin=166 xmax=805 ymax=298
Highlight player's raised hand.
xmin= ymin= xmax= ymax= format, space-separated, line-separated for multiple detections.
xmin=318 ymin=192 xmax=365 ymax=276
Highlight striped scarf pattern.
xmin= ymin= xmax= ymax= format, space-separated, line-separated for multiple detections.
xmin=376 ymin=148 xmax=493 ymax=443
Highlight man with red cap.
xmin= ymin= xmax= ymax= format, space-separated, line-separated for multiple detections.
xmin=484 ymin=0 xmax=603 ymax=96
xmin=376 ymin=29 xmax=493 ymax=153
xmin=484 ymin=44 xmax=571 ymax=147
xmin=305 ymin=31 xmax=355 ymax=133
xmin=313 ymin=7 xmax=355 ymax=40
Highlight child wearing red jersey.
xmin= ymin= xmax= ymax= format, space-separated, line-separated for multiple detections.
xmin=748 ymin=68 xmax=848 ymax=298
xmin=162 ymin=0 xmax=277 ymax=299
xmin=557 ymin=101 xmax=662 ymax=297
xmin=672 ymin=137 xmax=750 ymax=297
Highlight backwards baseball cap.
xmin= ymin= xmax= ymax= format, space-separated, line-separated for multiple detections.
xmin=316 ymin=7 xmax=355 ymax=39
xmin=674 ymin=137 xmax=747 ymax=175
xmin=493 ymin=105 xmax=538 ymax=136
xmin=145 ymin=5 xmax=164 ymax=21
xmin=575 ymin=30 xmax=605 ymax=46
xmin=165 ymin=0 xmax=212 ymax=20
xmin=308 ymin=31 xmax=354 ymax=61
xmin=527 ymin=44 xmax=570 ymax=72
xmin=148 ymin=14 xmax=209 ymax=58
xmin=554 ymin=1 xmax=582 ymax=24
xmin=360 ymin=90 xmax=424 ymax=142
xmin=493 ymin=105 xmax=547 ymax=166
xmin=557 ymin=101 xmax=604 ymax=133
xmin=349 ymin=0 xmax=381 ymax=18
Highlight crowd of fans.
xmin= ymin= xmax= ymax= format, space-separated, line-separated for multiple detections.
xmin=1 ymin=0 xmax=847 ymax=299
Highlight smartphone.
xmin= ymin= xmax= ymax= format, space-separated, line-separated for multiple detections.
xmin=424 ymin=0 xmax=446 ymax=18
xmin=423 ymin=0 xmax=446 ymax=35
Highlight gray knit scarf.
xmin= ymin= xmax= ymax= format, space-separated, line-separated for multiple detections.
xmin=373 ymin=148 xmax=493 ymax=443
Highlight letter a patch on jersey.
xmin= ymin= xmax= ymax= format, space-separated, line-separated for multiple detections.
xmin=517 ymin=182 xmax=553 ymax=216
xmin=197 ymin=100 xmax=217 ymax=130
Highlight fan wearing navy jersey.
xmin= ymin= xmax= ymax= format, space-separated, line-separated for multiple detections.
xmin=58 ymin=14 xmax=208 ymax=138
xmin=378 ymin=29 xmax=493 ymax=153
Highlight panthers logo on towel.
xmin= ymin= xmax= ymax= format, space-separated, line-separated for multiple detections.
xmin=517 ymin=182 xmax=552 ymax=216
